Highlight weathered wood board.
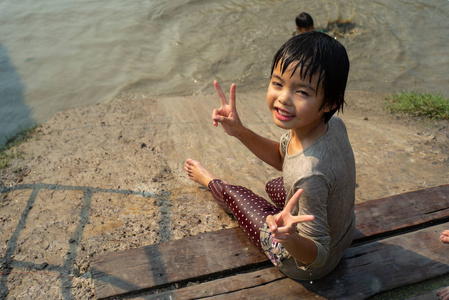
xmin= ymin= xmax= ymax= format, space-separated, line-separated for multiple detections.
xmin=133 ymin=223 xmax=449 ymax=300
xmin=91 ymin=227 xmax=267 ymax=299
xmin=354 ymin=184 xmax=449 ymax=240
xmin=92 ymin=184 xmax=449 ymax=299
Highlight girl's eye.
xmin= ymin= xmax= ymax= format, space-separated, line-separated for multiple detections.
xmin=272 ymin=81 xmax=282 ymax=87
xmin=297 ymin=90 xmax=309 ymax=96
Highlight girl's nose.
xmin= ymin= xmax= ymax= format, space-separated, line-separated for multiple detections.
xmin=278 ymin=90 xmax=291 ymax=106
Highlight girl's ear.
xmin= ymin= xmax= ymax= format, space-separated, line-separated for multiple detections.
xmin=323 ymin=103 xmax=337 ymax=113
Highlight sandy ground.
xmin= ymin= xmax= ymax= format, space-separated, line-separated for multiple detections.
xmin=0 ymin=90 xmax=448 ymax=299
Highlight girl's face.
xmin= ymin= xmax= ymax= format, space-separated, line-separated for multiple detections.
xmin=267 ymin=62 xmax=330 ymax=139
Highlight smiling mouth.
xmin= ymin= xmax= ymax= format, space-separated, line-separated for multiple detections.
xmin=276 ymin=108 xmax=294 ymax=118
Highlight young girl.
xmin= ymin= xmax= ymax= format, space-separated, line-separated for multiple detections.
xmin=185 ymin=32 xmax=356 ymax=280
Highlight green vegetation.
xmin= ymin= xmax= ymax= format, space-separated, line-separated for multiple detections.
xmin=0 ymin=126 xmax=36 ymax=170
xmin=0 ymin=150 xmax=22 ymax=170
xmin=384 ymin=91 xmax=449 ymax=120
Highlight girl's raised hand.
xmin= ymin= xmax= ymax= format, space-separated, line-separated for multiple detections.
xmin=212 ymin=81 xmax=243 ymax=136
xmin=266 ymin=189 xmax=315 ymax=243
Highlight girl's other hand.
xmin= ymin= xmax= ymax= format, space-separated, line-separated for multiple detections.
xmin=266 ymin=189 xmax=315 ymax=243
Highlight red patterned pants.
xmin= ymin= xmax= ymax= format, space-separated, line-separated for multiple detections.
xmin=208 ymin=177 xmax=286 ymax=250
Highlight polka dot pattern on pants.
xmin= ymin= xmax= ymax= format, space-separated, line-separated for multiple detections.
xmin=208 ymin=178 xmax=286 ymax=250
xmin=265 ymin=177 xmax=287 ymax=208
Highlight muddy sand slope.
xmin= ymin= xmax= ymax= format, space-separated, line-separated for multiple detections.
xmin=1 ymin=90 xmax=448 ymax=299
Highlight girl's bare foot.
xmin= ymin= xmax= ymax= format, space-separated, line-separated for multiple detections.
xmin=440 ymin=230 xmax=449 ymax=243
xmin=437 ymin=286 xmax=449 ymax=300
xmin=184 ymin=159 xmax=219 ymax=188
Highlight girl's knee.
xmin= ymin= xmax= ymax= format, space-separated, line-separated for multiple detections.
xmin=265 ymin=177 xmax=283 ymax=188
xmin=265 ymin=177 xmax=286 ymax=207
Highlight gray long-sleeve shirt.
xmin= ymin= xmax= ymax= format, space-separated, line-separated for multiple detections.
xmin=274 ymin=116 xmax=356 ymax=280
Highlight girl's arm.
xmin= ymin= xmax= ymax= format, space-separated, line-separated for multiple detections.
xmin=278 ymin=231 xmax=318 ymax=266
xmin=233 ymin=126 xmax=283 ymax=171
xmin=212 ymin=81 xmax=283 ymax=170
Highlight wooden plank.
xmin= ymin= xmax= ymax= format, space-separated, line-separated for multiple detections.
xmin=354 ymin=184 xmax=449 ymax=240
xmin=132 ymin=268 xmax=290 ymax=300
xmin=132 ymin=222 xmax=449 ymax=299
xmin=299 ymin=222 xmax=449 ymax=299
xmin=91 ymin=227 xmax=266 ymax=299
xmin=92 ymin=185 xmax=449 ymax=299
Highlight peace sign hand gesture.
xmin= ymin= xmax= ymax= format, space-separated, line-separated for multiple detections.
xmin=266 ymin=189 xmax=315 ymax=243
xmin=212 ymin=81 xmax=244 ymax=137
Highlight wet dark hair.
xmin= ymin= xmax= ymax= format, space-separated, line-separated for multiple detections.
xmin=270 ymin=31 xmax=350 ymax=123
xmin=295 ymin=12 xmax=314 ymax=29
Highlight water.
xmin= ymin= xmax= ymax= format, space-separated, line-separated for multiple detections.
xmin=1 ymin=0 xmax=448 ymax=146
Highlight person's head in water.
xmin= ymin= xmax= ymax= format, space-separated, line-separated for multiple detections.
xmin=295 ymin=12 xmax=314 ymax=34
xmin=270 ymin=31 xmax=350 ymax=123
